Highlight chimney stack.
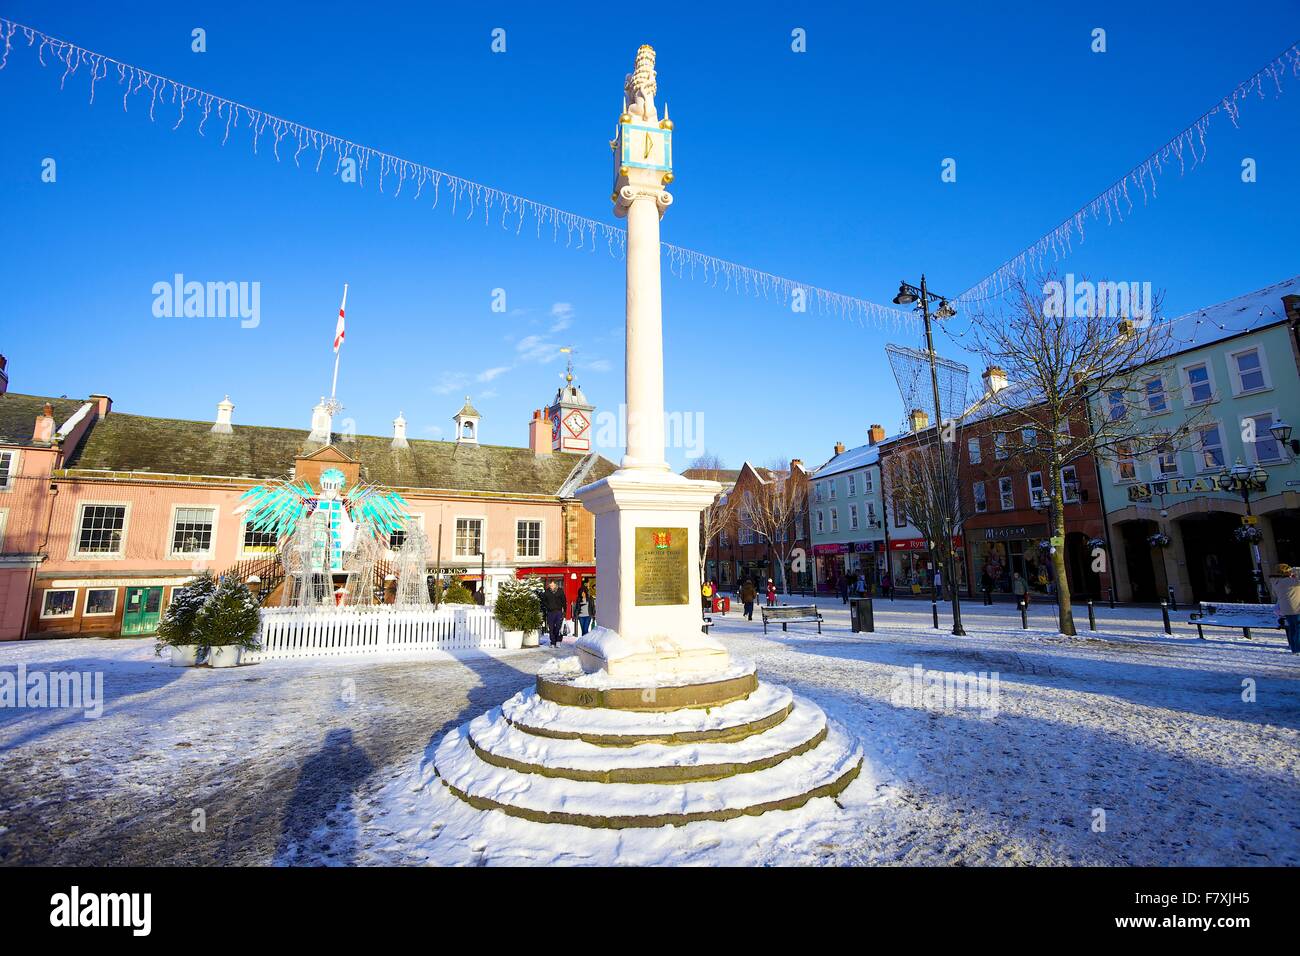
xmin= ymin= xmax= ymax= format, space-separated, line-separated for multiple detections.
xmin=981 ymin=366 xmax=1008 ymax=396
xmin=528 ymin=409 xmax=551 ymax=455
xmin=391 ymin=412 xmax=409 ymax=449
xmin=908 ymin=408 xmax=930 ymax=432
xmin=868 ymin=423 xmax=885 ymax=445
xmin=33 ymin=402 xmax=55 ymax=444
xmin=211 ymin=395 xmax=234 ymax=434
xmin=0 ymin=354 xmax=8 ymax=397
xmin=833 ymin=441 xmax=846 ymax=456
xmin=790 ymin=458 xmax=803 ymax=472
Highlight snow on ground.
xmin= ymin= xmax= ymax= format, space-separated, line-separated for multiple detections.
xmin=1 ymin=600 xmax=1296 ymax=866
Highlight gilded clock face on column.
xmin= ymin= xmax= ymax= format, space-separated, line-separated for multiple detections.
xmin=618 ymin=123 xmax=672 ymax=174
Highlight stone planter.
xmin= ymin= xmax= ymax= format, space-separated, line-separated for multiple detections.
xmin=521 ymin=629 xmax=540 ymax=648
xmin=207 ymin=645 xmax=244 ymax=668
xmin=168 ymin=644 xmax=203 ymax=667
xmin=502 ymin=630 xmax=525 ymax=651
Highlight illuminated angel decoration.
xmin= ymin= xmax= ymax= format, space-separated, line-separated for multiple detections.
xmin=237 ymin=467 xmax=409 ymax=580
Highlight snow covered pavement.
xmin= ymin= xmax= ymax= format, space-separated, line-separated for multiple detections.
xmin=1 ymin=600 xmax=1296 ymax=866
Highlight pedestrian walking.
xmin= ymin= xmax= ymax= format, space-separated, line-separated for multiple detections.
xmin=1012 ymin=572 xmax=1029 ymax=607
xmin=933 ymin=567 xmax=944 ymax=601
xmin=1270 ymin=565 xmax=1300 ymax=653
xmin=542 ymin=580 xmax=567 ymax=646
xmin=701 ymin=578 xmax=714 ymax=614
xmin=881 ymin=571 xmax=893 ymax=601
xmin=740 ymin=578 xmax=757 ymax=621
xmin=766 ymin=578 xmax=777 ymax=607
xmin=839 ymin=575 xmax=849 ymax=604
xmin=981 ymin=567 xmax=994 ymax=606
xmin=574 ymin=584 xmax=593 ymax=636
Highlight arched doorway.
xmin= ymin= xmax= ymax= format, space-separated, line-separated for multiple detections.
xmin=1177 ymin=512 xmax=1254 ymax=602
xmin=1064 ymin=531 xmax=1101 ymax=599
xmin=1117 ymin=519 xmax=1161 ymax=602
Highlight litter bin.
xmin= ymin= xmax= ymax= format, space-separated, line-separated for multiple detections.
xmin=712 ymin=595 xmax=730 ymax=615
xmin=849 ymin=596 xmax=874 ymax=633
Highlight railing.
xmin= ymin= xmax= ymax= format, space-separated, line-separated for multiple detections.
xmin=246 ymin=604 xmax=505 ymax=662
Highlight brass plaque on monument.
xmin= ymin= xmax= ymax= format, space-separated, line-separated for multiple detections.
xmin=634 ymin=527 xmax=689 ymax=606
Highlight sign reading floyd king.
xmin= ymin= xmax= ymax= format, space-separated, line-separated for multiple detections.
xmin=1127 ymin=475 xmax=1264 ymax=502
xmin=634 ymin=527 xmax=689 ymax=606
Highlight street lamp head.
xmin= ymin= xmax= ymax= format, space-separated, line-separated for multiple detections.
xmin=934 ymin=299 xmax=957 ymax=320
xmin=893 ymin=283 xmax=918 ymax=306
xmin=1270 ymin=419 xmax=1293 ymax=444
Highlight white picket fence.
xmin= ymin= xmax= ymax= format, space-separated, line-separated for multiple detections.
xmin=246 ymin=605 xmax=505 ymax=662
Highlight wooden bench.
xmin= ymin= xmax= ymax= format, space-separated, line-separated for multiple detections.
xmin=761 ymin=604 xmax=823 ymax=635
xmin=1189 ymin=602 xmax=1281 ymax=640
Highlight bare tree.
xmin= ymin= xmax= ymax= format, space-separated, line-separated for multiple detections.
xmin=740 ymin=460 xmax=809 ymax=596
xmin=687 ymin=451 xmax=734 ymax=586
xmin=881 ymin=433 xmax=964 ymax=601
xmin=966 ymin=272 xmax=1201 ymax=636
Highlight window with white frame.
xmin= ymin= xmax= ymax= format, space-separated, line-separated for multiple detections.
xmin=998 ymin=477 xmax=1015 ymax=510
xmin=84 ymin=588 xmax=117 ymax=616
xmin=1023 ymin=428 xmax=1038 ymax=447
xmin=847 ymin=474 xmax=856 ymax=497
xmin=718 ymin=528 xmax=728 ymax=547
xmin=848 ymin=504 xmax=859 ymax=530
xmin=76 ymin=504 xmax=126 ymax=555
xmin=1183 ymin=363 xmax=1214 ymax=404
xmin=863 ymin=470 xmax=874 ymax=493
xmin=516 ymin=519 xmax=542 ymax=558
xmin=893 ymin=496 xmax=907 ymax=528
xmin=0 ymin=508 xmax=7 ymax=551
xmin=1060 ymin=465 xmax=1081 ymax=504
xmin=1144 ymin=377 xmax=1168 ymax=414
xmin=1116 ymin=443 xmax=1138 ymax=482
xmin=740 ymin=516 xmax=756 ymax=544
xmin=1197 ymin=424 xmax=1225 ymax=471
xmin=865 ymin=501 xmax=878 ymax=526
xmin=170 ymin=507 xmax=216 ymax=557
xmin=967 ymin=437 xmax=981 ymax=465
xmin=830 ymin=508 xmax=839 ymax=532
xmin=0 ymin=449 xmax=17 ymax=491
xmin=1028 ymin=471 xmax=1047 ymax=508
xmin=1244 ymin=412 xmax=1284 ymax=464
xmin=1230 ymin=347 xmax=1269 ymax=395
xmin=1107 ymin=389 xmax=1127 ymax=421
xmin=973 ymin=481 xmax=988 ymax=514
xmin=828 ymin=480 xmax=836 ymax=500
xmin=1153 ymin=437 xmax=1180 ymax=478
xmin=815 ymin=510 xmax=824 ymax=534
xmin=242 ymin=523 xmax=278 ymax=556
xmin=41 ymin=589 xmax=76 ymax=618
xmin=454 ymin=517 xmax=483 ymax=557
xmin=814 ymin=483 xmax=823 ymax=504
xmin=994 ymin=433 xmax=1008 ymax=460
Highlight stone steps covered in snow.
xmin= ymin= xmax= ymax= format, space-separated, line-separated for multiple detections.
xmin=468 ymin=695 xmax=828 ymax=784
xmin=433 ymin=701 xmax=862 ymax=829
xmin=501 ymin=681 xmax=795 ymax=746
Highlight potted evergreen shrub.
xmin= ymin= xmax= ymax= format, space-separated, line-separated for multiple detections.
xmin=155 ymin=571 xmax=218 ymax=666
xmin=493 ymin=576 xmax=544 ymax=649
xmin=195 ymin=575 xmax=262 ymax=668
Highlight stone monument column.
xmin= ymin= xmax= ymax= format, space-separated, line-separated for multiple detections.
xmin=574 ymin=46 xmax=727 ymax=677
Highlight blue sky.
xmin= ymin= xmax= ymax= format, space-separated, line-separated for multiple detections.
xmin=1 ymin=0 xmax=1297 ymax=471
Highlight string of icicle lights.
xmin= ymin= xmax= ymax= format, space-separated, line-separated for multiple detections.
xmin=0 ymin=17 xmax=913 ymax=333
xmin=954 ymin=40 xmax=1300 ymax=306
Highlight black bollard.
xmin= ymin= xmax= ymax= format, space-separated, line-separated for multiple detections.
xmin=1019 ymin=600 xmax=1028 ymax=629
xmin=1167 ymin=587 xmax=1178 ymax=612
xmin=862 ymin=596 xmax=874 ymax=633
xmin=1160 ymin=600 xmax=1172 ymax=635
xmin=1108 ymin=586 xmax=1116 ymax=610
xmin=1087 ymin=600 xmax=1096 ymax=631
xmin=931 ymin=600 xmax=939 ymax=629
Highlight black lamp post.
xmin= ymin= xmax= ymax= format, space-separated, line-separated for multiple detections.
xmin=892 ymin=276 xmax=965 ymax=636
xmin=1217 ymin=458 xmax=1269 ymax=602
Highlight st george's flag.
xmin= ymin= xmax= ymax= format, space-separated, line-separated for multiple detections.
xmin=334 ymin=284 xmax=348 ymax=353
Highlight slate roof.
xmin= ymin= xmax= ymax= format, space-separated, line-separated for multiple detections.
xmin=62 ymin=410 xmax=616 ymax=497
xmin=811 ymin=444 xmax=880 ymax=479
xmin=0 ymin=392 xmax=89 ymax=446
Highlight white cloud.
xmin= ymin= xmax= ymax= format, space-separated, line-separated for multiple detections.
xmin=477 ymin=366 xmax=512 ymax=382
xmin=583 ymin=358 xmax=612 ymax=373
xmin=515 ymin=335 xmax=564 ymax=364
xmin=432 ymin=372 xmax=470 ymax=395
xmin=549 ymin=302 xmax=574 ymax=333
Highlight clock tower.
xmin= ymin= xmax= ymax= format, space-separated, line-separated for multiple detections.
xmin=547 ymin=354 xmax=596 ymax=453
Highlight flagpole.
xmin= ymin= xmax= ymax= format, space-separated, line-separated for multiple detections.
xmin=331 ymin=283 xmax=348 ymax=401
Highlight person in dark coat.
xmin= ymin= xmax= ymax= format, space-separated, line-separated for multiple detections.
xmin=541 ymin=580 xmax=567 ymax=646
xmin=981 ymin=567 xmax=995 ymax=605
xmin=573 ymin=584 xmax=593 ymax=636
xmin=880 ymin=571 xmax=893 ymax=601
xmin=740 ymin=578 xmax=757 ymax=621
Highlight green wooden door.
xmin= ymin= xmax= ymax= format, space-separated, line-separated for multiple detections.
xmin=122 ymin=587 xmax=163 ymax=635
